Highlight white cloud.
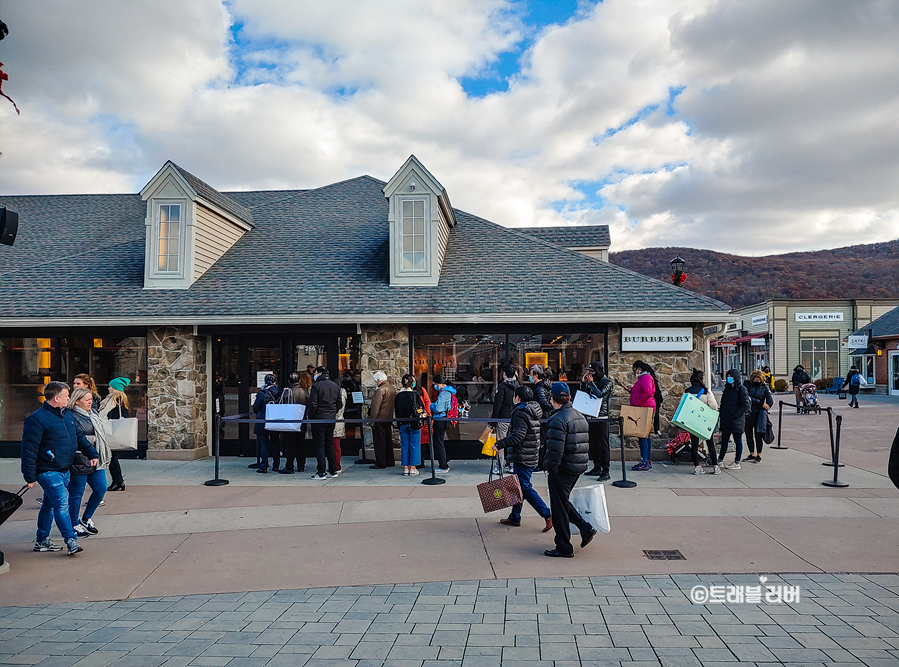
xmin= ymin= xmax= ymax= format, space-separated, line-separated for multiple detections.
xmin=0 ymin=0 xmax=897 ymax=255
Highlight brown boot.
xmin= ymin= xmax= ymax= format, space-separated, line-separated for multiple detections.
xmin=542 ymin=517 xmax=553 ymax=533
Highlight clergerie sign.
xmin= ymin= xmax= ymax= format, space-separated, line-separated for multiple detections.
xmin=795 ymin=312 xmax=844 ymax=322
xmin=621 ymin=327 xmax=694 ymax=352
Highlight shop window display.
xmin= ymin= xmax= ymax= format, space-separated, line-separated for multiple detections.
xmin=800 ymin=338 xmax=839 ymax=381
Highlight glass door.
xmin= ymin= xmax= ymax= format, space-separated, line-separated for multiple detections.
xmin=891 ymin=351 xmax=899 ymax=396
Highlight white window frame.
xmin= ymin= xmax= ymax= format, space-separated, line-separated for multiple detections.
xmin=153 ymin=200 xmax=185 ymax=276
xmin=850 ymin=354 xmax=876 ymax=385
xmin=799 ymin=337 xmax=840 ymax=381
xmin=397 ymin=196 xmax=428 ymax=274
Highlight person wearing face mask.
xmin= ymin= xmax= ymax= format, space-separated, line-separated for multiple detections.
xmin=630 ymin=361 xmax=662 ymax=471
xmin=394 ymin=374 xmax=422 ymax=476
xmin=744 ymin=370 xmax=774 ymax=463
xmin=683 ymin=369 xmax=720 ymax=475
xmin=490 ymin=365 xmax=520 ymax=475
xmin=717 ymin=369 xmax=751 ymax=469
xmin=495 ymin=386 xmax=552 ymax=532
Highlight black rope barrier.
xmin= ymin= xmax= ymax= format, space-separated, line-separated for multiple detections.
xmin=823 ymin=415 xmax=849 ymax=488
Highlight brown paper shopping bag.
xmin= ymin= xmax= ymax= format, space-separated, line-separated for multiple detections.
xmin=620 ymin=405 xmax=653 ymax=438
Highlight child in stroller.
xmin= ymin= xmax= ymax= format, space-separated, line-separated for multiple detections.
xmin=799 ymin=382 xmax=821 ymax=414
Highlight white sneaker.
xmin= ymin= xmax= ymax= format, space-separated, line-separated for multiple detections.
xmin=436 ymin=467 xmax=450 ymax=473
xmin=693 ymin=466 xmax=705 ymax=475
xmin=711 ymin=466 xmax=722 ymax=475
xmin=409 ymin=468 xmax=420 ymax=476
xmin=726 ymin=462 xmax=742 ymax=470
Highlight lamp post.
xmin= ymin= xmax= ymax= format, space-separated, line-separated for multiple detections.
xmin=670 ymin=256 xmax=686 ymax=286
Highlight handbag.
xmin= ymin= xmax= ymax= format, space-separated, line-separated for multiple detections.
xmin=0 ymin=485 xmax=28 ymax=528
xmin=409 ymin=394 xmax=427 ymax=430
xmin=70 ymin=451 xmax=96 ymax=475
xmin=107 ymin=417 xmax=138 ymax=451
xmin=266 ymin=389 xmax=306 ymax=432
xmin=476 ymin=463 xmax=523 ymax=513
xmin=620 ymin=405 xmax=653 ymax=438
xmin=763 ymin=420 xmax=775 ymax=445
xmin=569 ymin=483 xmax=611 ymax=534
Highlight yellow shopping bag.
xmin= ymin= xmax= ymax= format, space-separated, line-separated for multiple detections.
xmin=481 ymin=431 xmax=497 ymax=457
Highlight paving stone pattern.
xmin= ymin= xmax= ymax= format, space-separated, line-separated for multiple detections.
xmin=1 ymin=574 xmax=898 ymax=667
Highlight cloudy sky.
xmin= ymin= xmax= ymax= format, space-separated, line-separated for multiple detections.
xmin=1 ymin=0 xmax=897 ymax=254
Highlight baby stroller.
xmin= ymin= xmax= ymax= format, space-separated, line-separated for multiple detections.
xmin=667 ymin=430 xmax=709 ymax=465
xmin=799 ymin=383 xmax=821 ymax=414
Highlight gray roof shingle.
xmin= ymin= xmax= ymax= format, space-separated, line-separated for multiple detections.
xmin=854 ymin=306 xmax=899 ymax=339
xmin=520 ymin=225 xmax=610 ymax=248
xmin=0 ymin=176 xmax=729 ymax=322
xmin=172 ymin=163 xmax=253 ymax=226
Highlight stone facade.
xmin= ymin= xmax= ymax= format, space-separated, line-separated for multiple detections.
xmin=147 ymin=326 xmax=208 ymax=456
xmin=607 ymin=324 xmax=706 ymax=457
xmin=359 ymin=325 xmax=410 ymax=393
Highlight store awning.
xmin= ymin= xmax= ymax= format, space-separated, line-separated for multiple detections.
xmin=731 ymin=333 xmax=769 ymax=343
xmin=849 ymin=346 xmax=876 ymax=355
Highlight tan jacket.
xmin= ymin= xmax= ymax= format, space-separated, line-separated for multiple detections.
xmin=370 ymin=381 xmax=396 ymax=420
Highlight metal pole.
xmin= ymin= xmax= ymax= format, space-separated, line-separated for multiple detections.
xmin=770 ymin=401 xmax=788 ymax=449
xmin=823 ymin=415 xmax=849 ymax=487
xmin=822 ymin=407 xmax=844 ymax=467
xmin=612 ymin=416 xmax=636 ymax=489
xmin=205 ymin=414 xmax=229 ymax=486
xmin=421 ymin=416 xmax=445 ymax=486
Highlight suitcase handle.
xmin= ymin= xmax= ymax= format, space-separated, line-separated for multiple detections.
xmin=16 ymin=485 xmax=29 ymax=497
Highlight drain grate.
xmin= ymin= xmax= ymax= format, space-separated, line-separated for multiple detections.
xmin=643 ymin=549 xmax=686 ymax=561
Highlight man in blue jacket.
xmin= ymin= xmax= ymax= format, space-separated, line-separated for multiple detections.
xmin=21 ymin=381 xmax=98 ymax=556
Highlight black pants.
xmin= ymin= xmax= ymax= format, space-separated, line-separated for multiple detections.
xmin=431 ymin=420 xmax=449 ymax=468
xmin=281 ymin=429 xmax=306 ymax=471
xmin=689 ymin=433 xmax=717 ymax=467
xmin=744 ymin=424 xmax=764 ymax=455
xmin=108 ymin=452 xmax=124 ymax=485
xmin=372 ymin=422 xmax=395 ymax=467
xmin=848 ymin=392 xmax=859 ymax=408
xmin=547 ymin=471 xmax=592 ymax=555
xmin=589 ymin=420 xmax=610 ymax=474
xmin=312 ymin=424 xmax=337 ymax=475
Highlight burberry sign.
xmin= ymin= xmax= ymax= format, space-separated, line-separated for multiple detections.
xmin=621 ymin=327 xmax=694 ymax=352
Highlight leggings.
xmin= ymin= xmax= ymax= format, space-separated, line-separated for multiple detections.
xmin=744 ymin=425 xmax=764 ymax=455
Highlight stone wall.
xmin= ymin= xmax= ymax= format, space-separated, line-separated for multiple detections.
xmin=147 ymin=327 xmax=208 ymax=455
xmin=607 ymin=324 xmax=706 ymax=457
xmin=359 ymin=325 xmax=410 ymax=393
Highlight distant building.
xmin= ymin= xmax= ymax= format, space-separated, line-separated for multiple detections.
xmin=850 ymin=306 xmax=899 ymax=396
xmin=713 ymin=299 xmax=899 ymax=387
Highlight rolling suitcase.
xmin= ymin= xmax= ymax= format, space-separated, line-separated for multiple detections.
xmin=0 ymin=485 xmax=28 ymax=527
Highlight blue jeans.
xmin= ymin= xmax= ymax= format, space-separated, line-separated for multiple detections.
xmin=638 ymin=438 xmax=652 ymax=462
xmin=718 ymin=429 xmax=743 ymax=462
xmin=256 ymin=431 xmax=272 ymax=470
xmin=68 ymin=468 xmax=107 ymax=526
xmin=509 ymin=463 xmax=551 ymax=522
xmin=399 ymin=424 xmax=421 ymax=467
xmin=36 ymin=471 xmax=75 ymax=542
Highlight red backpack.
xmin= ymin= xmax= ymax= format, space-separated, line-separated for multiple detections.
xmin=447 ymin=391 xmax=459 ymax=426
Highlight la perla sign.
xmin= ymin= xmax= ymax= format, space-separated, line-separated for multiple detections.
xmin=621 ymin=327 xmax=694 ymax=352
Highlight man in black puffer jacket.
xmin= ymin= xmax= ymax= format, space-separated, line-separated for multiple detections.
xmin=543 ymin=382 xmax=596 ymax=558
xmin=495 ymin=387 xmax=552 ymax=533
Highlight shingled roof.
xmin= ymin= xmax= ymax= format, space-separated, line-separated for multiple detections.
xmin=521 ymin=224 xmax=610 ymax=248
xmin=171 ymin=163 xmax=253 ymax=225
xmin=854 ymin=306 xmax=899 ymax=339
xmin=0 ymin=175 xmax=730 ymax=324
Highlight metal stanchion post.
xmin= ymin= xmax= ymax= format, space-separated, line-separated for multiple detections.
xmin=205 ymin=414 xmax=229 ymax=486
xmin=823 ymin=415 xmax=849 ymax=487
xmin=822 ymin=407 xmax=843 ymax=468
xmin=612 ymin=416 xmax=636 ymax=489
xmin=421 ymin=417 xmax=445 ymax=486
xmin=770 ymin=401 xmax=788 ymax=449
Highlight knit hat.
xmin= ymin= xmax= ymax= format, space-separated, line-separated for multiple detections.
xmin=550 ymin=381 xmax=570 ymax=399
xmin=109 ymin=377 xmax=131 ymax=392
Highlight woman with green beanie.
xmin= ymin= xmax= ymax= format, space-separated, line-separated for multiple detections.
xmin=101 ymin=377 xmax=131 ymax=491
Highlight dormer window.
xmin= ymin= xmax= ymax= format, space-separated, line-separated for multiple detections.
xmin=157 ymin=203 xmax=182 ymax=272
xmin=401 ymin=199 xmax=426 ymax=271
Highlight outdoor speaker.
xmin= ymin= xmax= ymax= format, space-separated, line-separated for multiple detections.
xmin=0 ymin=206 xmax=17 ymax=246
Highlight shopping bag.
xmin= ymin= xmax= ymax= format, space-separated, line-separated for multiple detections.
xmin=265 ymin=402 xmax=305 ymax=432
xmin=477 ymin=469 xmax=523 ymax=513
xmin=620 ymin=405 xmax=653 ymax=438
xmin=480 ymin=431 xmax=497 ymax=457
xmin=569 ymin=483 xmax=611 ymax=534
xmin=672 ymin=393 xmax=719 ymax=440
xmin=572 ymin=390 xmax=602 ymax=417
xmin=0 ymin=485 xmax=28 ymax=528
xmin=478 ymin=426 xmax=493 ymax=444
xmin=106 ymin=417 xmax=138 ymax=451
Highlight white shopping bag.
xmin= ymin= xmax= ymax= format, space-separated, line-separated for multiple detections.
xmin=572 ymin=390 xmax=602 ymax=418
xmin=569 ymin=483 xmax=611 ymax=534
xmin=265 ymin=403 xmax=306 ymax=432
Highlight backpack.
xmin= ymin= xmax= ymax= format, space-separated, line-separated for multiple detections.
xmin=447 ymin=391 xmax=459 ymax=426
xmin=850 ymin=374 xmax=861 ymax=387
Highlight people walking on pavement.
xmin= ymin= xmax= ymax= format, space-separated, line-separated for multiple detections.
xmin=491 ymin=365 xmax=519 ymax=474
xmin=582 ymin=362 xmax=613 ymax=481
xmin=307 ymin=367 xmax=343 ymax=479
xmin=842 ymin=365 xmax=865 ymax=408
xmin=369 ymin=371 xmax=396 ymax=470
xmin=495 ymin=386 xmax=552 ymax=532
xmin=66 ymin=387 xmax=110 ymax=538
xmin=250 ymin=374 xmax=280 ymax=473
xmin=394 ymin=374 xmax=422 ymax=476
xmin=717 ymin=369 xmax=751 ymax=469
xmin=683 ymin=369 xmax=720 ymax=475
xmin=22 ymin=381 xmax=98 ymax=556
xmin=791 ymin=365 xmax=811 ymax=413
xmin=100 ymin=377 xmax=131 ymax=490
xmin=279 ymin=372 xmax=309 ymax=474
xmin=543 ymin=382 xmax=596 ymax=558
xmin=430 ymin=375 xmax=456 ymax=472
xmin=630 ymin=360 xmax=661 ymax=471
xmin=745 ymin=369 xmax=774 ymax=463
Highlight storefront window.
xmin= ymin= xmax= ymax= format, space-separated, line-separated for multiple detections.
xmin=509 ymin=333 xmax=603 ymax=385
xmin=800 ymin=338 xmax=839 ymax=380
xmin=850 ymin=355 xmax=875 ymax=385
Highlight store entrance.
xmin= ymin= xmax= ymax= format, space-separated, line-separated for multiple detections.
xmin=210 ymin=330 xmax=360 ymax=456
